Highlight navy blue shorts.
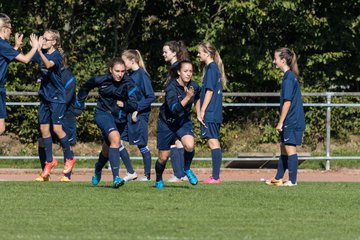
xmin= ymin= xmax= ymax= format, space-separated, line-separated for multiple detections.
xmin=280 ymin=130 xmax=303 ymax=146
xmin=0 ymin=90 xmax=6 ymax=119
xmin=200 ymin=122 xmax=221 ymax=139
xmin=94 ymin=109 xmax=126 ymax=146
xmin=40 ymin=114 xmax=76 ymax=146
xmin=123 ymin=113 xmax=149 ymax=146
xmin=156 ymin=117 xmax=194 ymax=150
xmin=38 ymin=100 xmax=66 ymax=125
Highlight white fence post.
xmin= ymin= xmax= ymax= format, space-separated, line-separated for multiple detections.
xmin=325 ymin=92 xmax=332 ymax=171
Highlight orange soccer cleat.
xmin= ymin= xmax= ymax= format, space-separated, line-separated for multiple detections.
xmin=63 ymin=157 xmax=76 ymax=174
xmin=41 ymin=158 xmax=58 ymax=178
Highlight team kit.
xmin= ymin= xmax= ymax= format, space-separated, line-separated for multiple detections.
xmin=0 ymin=13 xmax=305 ymax=188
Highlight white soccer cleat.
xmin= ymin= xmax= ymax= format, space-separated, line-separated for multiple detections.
xmin=123 ymin=172 xmax=138 ymax=182
xmin=281 ymin=181 xmax=297 ymax=187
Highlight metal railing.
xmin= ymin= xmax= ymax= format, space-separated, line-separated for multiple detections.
xmin=4 ymin=91 xmax=360 ymax=170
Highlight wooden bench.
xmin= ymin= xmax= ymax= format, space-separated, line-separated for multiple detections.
xmin=225 ymin=152 xmax=311 ymax=169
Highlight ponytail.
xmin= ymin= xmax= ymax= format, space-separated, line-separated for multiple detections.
xmin=275 ymin=47 xmax=300 ymax=80
xmin=122 ymin=49 xmax=148 ymax=74
xmin=164 ymin=40 xmax=190 ymax=61
xmin=199 ymin=42 xmax=227 ymax=88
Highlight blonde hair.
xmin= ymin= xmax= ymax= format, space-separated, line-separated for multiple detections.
xmin=122 ymin=49 xmax=148 ymax=74
xmin=275 ymin=47 xmax=300 ymax=79
xmin=45 ymin=29 xmax=61 ymax=49
xmin=199 ymin=42 xmax=227 ymax=87
xmin=0 ymin=13 xmax=11 ymax=29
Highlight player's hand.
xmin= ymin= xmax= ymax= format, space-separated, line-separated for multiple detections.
xmin=132 ymin=111 xmax=138 ymax=123
xmin=14 ymin=33 xmax=23 ymax=49
xmin=29 ymin=34 xmax=39 ymax=49
xmin=116 ymin=100 xmax=124 ymax=107
xmin=185 ymin=86 xmax=194 ymax=99
xmin=197 ymin=112 xmax=207 ymax=128
xmin=276 ymin=122 xmax=283 ymax=132
xmin=38 ymin=36 xmax=44 ymax=50
xmin=74 ymin=98 xmax=84 ymax=117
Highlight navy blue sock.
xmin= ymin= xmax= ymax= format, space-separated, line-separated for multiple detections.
xmin=38 ymin=146 xmax=46 ymax=170
xmin=184 ymin=149 xmax=195 ymax=171
xmin=288 ymin=154 xmax=298 ymax=184
xmin=60 ymin=135 xmax=73 ymax=160
xmin=170 ymin=147 xmax=182 ymax=178
xmin=275 ymin=155 xmax=288 ymax=180
xmin=109 ymin=147 xmax=120 ymax=179
xmin=96 ymin=152 xmax=108 ymax=172
xmin=119 ymin=144 xmax=134 ymax=174
xmin=178 ymin=148 xmax=185 ymax=177
xmin=43 ymin=137 xmax=53 ymax=163
xmin=211 ymin=148 xmax=222 ymax=180
xmin=139 ymin=146 xmax=151 ymax=178
xmin=155 ymin=160 xmax=166 ymax=182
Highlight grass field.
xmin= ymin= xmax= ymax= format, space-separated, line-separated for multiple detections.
xmin=1 ymin=181 xmax=360 ymax=240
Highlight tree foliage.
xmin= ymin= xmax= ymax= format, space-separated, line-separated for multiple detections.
xmin=0 ymin=0 xmax=359 ymax=144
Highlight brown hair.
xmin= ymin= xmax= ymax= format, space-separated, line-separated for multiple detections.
xmin=199 ymin=42 xmax=227 ymax=87
xmin=275 ymin=47 xmax=300 ymax=79
xmin=107 ymin=57 xmax=125 ymax=69
xmin=164 ymin=40 xmax=189 ymax=61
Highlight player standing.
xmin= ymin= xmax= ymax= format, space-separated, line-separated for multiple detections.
xmin=266 ymin=48 xmax=305 ymax=187
xmin=197 ymin=42 xmax=227 ymax=184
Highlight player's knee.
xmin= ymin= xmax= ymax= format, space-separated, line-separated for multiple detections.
xmin=183 ymin=144 xmax=194 ymax=152
xmin=0 ymin=126 xmax=5 ymax=135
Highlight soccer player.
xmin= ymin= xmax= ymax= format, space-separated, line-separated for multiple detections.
xmin=35 ymin=53 xmax=77 ymax=182
xmin=266 ymin=48 xmax=305 ymax=187
xmin=0 ymin=13 xmax=39 ymax=135
xmin=162 ymin=40 xmax=190 ymax=182
xmin=197 ymin=42 xmax=227 ymax=184
xmin=76 ymin=57 xmax=138 ymax=188
xmin=32 ymin=30 xmax=75 ymax=179
xmin=121 ymin=49 xmax=155 ymax=181
xmin=155 ymin=60 xmax=200 ymax=189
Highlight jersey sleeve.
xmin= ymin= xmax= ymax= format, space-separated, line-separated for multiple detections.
xmin=165 ymin=82 xmax=184 ymax=117
xmin=203 ymin=68 xmax=217 ymax=91
xmin=0 ymin=41 xmax=19 ymax=61
xmin=122 ymin=81 xmax=138 ymax=113
xmin=137 ymin=73 xmax=155 ymax=112
xmin=77 ymin=76 xmax=99 ymax=104
xmin=63 ymin=69 xmax=76 ymax=107
xmin=282 ymin=77 xmax=295 ymax=101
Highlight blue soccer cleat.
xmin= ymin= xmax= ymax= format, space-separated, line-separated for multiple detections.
xmin=91 ymin=163 xmax=102 ymax=186
xmin=154 ymin=180 xmax=164 ymax=189
xmin=184 ymin=169 xmax=198 ymax=185
xmin=113 ymin=176 xmax=125 ymax=189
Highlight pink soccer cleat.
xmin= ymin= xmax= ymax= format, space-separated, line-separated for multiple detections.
xmin=203 ymin=176 xmax=221 ymax=184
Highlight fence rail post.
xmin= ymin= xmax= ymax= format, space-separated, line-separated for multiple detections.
xmin=325 ymin=92 xmax=332 ymax=171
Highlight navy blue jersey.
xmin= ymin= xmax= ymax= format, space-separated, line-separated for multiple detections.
xmin=77 ymin=74 xmax=138 ymax=123
xmin=280 ymin=70 xmax=305 ymax=131
xmin=200 ymin=62 xmax=223 ymax=123
xmin=159 ymin=78 xmax=200 ymax=126
xmin=129 ymin=68 xmax=155 ymax=114
xmin=32 ymin=49 xmax=65 ymax=103
xmin=61 ymin=68 xmax=76 ymax=119
xmin=0 ymin=38 xmax=19 ymax=89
